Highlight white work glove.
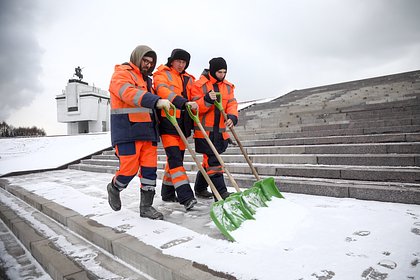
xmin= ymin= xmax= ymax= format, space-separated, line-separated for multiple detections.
xmin=185 ymin=101 xmax=198 ymax=110
xmin=208 ymin=90 xmax=217 ymax=100
xmin=156 ymin=99 xmax=172 ymax=111
xmin=225 ymin=118 xmax=234 ymax=128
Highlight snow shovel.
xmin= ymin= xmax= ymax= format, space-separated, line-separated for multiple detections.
xmin=213 ymin=93 xmax=284 ymax=200
xmin=186 ymin=105 xmax=271 ymax=215
xmin=163 ymin=105 xmax=252 ymax=241
xmin=187 ymin=106 xmax=266 ymax=216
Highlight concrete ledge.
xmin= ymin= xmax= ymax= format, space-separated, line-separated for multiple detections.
xmin=31 ymin=239 xmax=88 ymax=280
xmin=0 ymin=178 xmax=9 ymax=189
xmin=0 ymin=204 xmax=23 ymax=229
xmin=4 ymin=184 xmax=51 ymax=211
xmin=10 ymin=219 xmax=46 ymax=251
xmin=113 ymin=235 xmax=227 ymax=280
xmin=0 ymin=220 xmax=52 ymax=279
xmin=0 ymin=180 xmax=234 ymax=279
xmin=42 ymin=202 xmax=79 ymax=226
xmin=67 ymin=215 xmax=129 ymax=253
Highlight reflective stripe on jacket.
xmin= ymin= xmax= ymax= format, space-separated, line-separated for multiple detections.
xmin=109 ymin=62 xmax=160 ymax=146
xmin=153 ymin=64 xmax=195 ymax=135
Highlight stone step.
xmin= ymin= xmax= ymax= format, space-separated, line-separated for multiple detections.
xmin=235 ymin=122 xmax=419 ymax=135
xmin=240 ymin=100 xmax=420 ymax=122
xmin=223 ymin=142 xmax=420 ymax=155
xmin=69 ymin=163 xmax=117 ymax=174
xmin=301 ymin=118 xmax=417 ymax=132
xmin=240 ymin=102 xmax=420 ymax=120
xmin=66 ymin=164 xmax=420 ymax=204
xmin=69 ymin=160 xmax=420 ymax=184
xmin=101 ymin=140 xmax=420 ymax=154
xmin=237 ymin=132 xmax=420 ymax=146
xmin=239 ymin=110 xmax=420 ymax=129
xmin=90 ymin=153 xmax=419 ymax=167
xmin=0 ymin=180 xmax=227 ymax=280
xmin=0 ymin=186 xmax=150 ymax=280
xmin=182 ymin=154 xmax=420 ymax=166
xmin=237 ymin=125 xmax=420 ymax=140
xmin=236 ymin=116 xmax=420 ymax=134
xmin=241 ymin=96 xmax=420 ymax=117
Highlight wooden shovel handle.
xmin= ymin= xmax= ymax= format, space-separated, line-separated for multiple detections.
xmin=164 ymin=106 xmax=223 ymax=201
xmin=214 ymin=94 xmax=261 ymax=181
xmin=187 ymin=105 xmax=241 ymax=192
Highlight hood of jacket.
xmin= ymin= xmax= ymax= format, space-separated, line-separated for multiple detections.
xmin=130 ymin=45 xmax=157 ymax=75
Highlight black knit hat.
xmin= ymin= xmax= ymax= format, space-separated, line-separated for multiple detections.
xmin=209 ymin=57 xmax=227 ymax=80
xmin=166 ymin=49 xmax=191 ymax=70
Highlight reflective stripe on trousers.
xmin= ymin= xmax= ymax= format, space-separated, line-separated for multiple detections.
xmin=114 ymin=141 xmax=157 ymax=189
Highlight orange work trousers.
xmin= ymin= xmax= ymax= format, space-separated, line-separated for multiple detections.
xmin=113 ymin=141 xmax=157 ymax=190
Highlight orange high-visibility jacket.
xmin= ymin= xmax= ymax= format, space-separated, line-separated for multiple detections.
xmin=153 ymin=64 xmax=195 ymax=135
xmin=109 ymin=62 xmax=161 ymax=146
xmin=191 ymin=70 xmax=238 ymax=141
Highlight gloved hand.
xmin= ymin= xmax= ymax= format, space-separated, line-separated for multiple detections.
xmin=208 ymin=91 xmax=217 ymax=100
xmin=156 ymin=99 xmax=171 ymax=111
xmin=185 ymin=101 xmax=198 ymax=110
xmin=225 ymin=118 xmax=234 ymax=128
xmin=204 ymin=90 xmax=217 ymax=104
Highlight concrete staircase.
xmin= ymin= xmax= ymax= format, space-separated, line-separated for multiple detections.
xmin=69 ymin=70 xmax=420 ymax=204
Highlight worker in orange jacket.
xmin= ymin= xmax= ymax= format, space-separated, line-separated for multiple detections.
xmin=107 ymin=45 xmax=171 ymax=220
xmin=153 ymin=49 xmax=199 ymax=210
xmin=191 ymin=57 xmax=238 ymax=200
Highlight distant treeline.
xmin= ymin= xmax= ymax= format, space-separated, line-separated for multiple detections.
xmin=0 ymin=121 xmax=46 ymax=137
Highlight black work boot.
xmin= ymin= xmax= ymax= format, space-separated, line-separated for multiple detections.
xmin=140 ymin=189 xmax=163 ymax=220
xmin=175 ymin=183 xmax=197 ymax=211
xmin=196 ymin=189 xmax=213 ymax=199
xmin=194 ymin=171 xmax=212 ymax=199
xmin=221 ymin=191 xmax=232 ymax=200
xmin=107 ymin=182 xmax=121 ymax=211
xmin=183 ymin=197 xmax=197 ymax=211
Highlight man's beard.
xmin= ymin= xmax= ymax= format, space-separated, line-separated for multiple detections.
xmin=140 ymin=67 xmax=149 ymax=74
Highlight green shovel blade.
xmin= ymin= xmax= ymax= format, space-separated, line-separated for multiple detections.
xmin=223 ymin=194 xmax=254 ymax=227
xmin=241 ymin=187 xmax=269 ymax=214
xmin=210 ymin=201 xmax=236 ymax=241
xmin=253 ymin=177 xmax=284 ymax=200
xmin=210 ymin=194 xmax=255 ymax=242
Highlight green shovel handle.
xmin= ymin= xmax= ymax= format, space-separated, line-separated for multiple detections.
xmin=163 ymin=103 xmax=177 ymax=126
xmin=214 ymin=92 xmax=224 ymax=111
xmin=186 ymin=104 xmax=200 ymax=123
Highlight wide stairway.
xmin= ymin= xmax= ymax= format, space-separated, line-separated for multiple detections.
xmin=70 ymin=70 xmax=420 ymax=204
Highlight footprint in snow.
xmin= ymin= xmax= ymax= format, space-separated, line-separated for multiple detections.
xmin=310 ymin=270 xmax=335 ymax=280
xmin=377 ymin=260 xmax=397 ymax=270
xmin=354 ymin=230 xmax=371 ymax=237
xmin=361 ymin=267 xmax=388 ymax=280
xmin=411 ymin=222 xmax=420 ymax=236
xmin=160 ymin=236 xmax=193 ymax=249
xmin=345 ymin=230 xmax=370 ymax=242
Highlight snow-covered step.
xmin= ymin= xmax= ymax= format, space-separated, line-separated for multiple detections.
xmin=0 ymin=186 xmax=151 ymax=279
xmin=0 ymin=179 xmax=227 ymax=280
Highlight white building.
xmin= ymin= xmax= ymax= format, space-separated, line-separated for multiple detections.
xmin=56 ymin=78 xmax=110 ymax=135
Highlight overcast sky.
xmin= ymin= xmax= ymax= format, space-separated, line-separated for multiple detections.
xmin=1 ymin=0 xmax=420 ymax=135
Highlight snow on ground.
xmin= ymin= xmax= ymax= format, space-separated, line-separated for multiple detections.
xmin=1 ymin=134 xmax=419 ymax=279
xmin=0 ymin=132 xmax=111 ymax=176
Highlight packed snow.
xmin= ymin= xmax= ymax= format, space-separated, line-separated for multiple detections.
xmin=0 ymin=134 xmax=419 ymax=280
xmin=0 ymin=133 xmax=111 ymax=176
